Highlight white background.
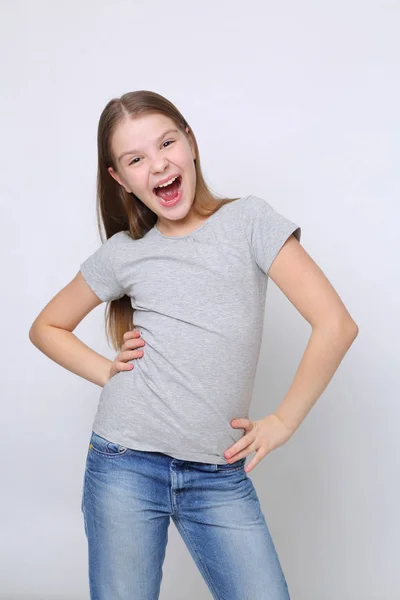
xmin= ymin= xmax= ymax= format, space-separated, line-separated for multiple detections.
xmin=1 ymin=1 xmax=398 ymax=598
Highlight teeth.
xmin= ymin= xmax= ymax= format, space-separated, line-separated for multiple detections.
xmin=155 ymin=175 xmax=179 ymax=189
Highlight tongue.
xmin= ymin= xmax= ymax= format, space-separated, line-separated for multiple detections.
xmin=155 ymin=177 xmax=181 ymax=201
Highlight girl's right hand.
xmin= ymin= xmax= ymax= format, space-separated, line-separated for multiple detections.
xmin=108 ymin=329 xmax=145 ymax=380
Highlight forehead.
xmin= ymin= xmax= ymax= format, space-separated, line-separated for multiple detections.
xmin=112 ymin=113 xmax=178 ymax=154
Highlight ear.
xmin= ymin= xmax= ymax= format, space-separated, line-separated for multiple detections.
xmin=108 ymin=166 xmax=131 ymax=193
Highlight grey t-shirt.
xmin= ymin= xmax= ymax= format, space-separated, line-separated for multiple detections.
xmin=79 ymin=194 xmax=301 ymax=464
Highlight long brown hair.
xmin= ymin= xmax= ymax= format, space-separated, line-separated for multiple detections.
xmin=94 ymin=90 xmax=240 ymax=351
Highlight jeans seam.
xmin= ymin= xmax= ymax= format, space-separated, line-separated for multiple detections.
xmin=216 ymin=461 xmax=245 ymax=473
xmin=81 ymin=469 xmax=88 ymax=538
xmin=172 ymin=515 xmax=223 ymax=600
xmin=89 ymin=446 xmax=128 ymax=457
xmin=216 ymin=466 xmax=243 ymax=473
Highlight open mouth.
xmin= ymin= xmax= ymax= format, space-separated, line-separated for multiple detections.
xmin=153 ymin=175 xmax=182 ymax=204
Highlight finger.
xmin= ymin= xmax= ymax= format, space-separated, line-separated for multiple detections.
xmin=225 ymin=432 xmax=255 ymax=457
xmin=226 ymin=451 xmax=248 ymax=463
xmin=123 ymin=329 xmax=141 ymax=342
xmin=225 ymin=439 xmax=252 ymax=460
xmin=114 ymin=361 xmax=134 ymax=371
xmin=244 ymin=449 xmax=266 ymax=473
xmin=231 ymin=418 xmax=251 ymax=429
xmin=120 ymin=349 xmax=144 ymax=362
xmin=123 ymin=337 xmax=145 ymax=351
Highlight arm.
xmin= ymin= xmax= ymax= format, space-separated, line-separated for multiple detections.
xmin=29 ymin=272 xmax=113 ymax=387
xmin=267 ymin=234 xmax=359 ymax=433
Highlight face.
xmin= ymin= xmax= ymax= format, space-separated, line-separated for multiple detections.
xmin=108 ymin=113 xmax=197 ymax=234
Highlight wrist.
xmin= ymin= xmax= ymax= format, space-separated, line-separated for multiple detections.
xmin=99 ymin=360 xmax=113 ymax=387
xmin=273 ymin=412 xmax=298 ymax=435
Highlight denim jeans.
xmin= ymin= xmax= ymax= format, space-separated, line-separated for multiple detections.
xmin=81 ymin=430 xmax=290 ymax=599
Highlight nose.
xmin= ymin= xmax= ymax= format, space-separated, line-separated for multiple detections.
xmin=150 ymin=156 xmax=169 ymax=174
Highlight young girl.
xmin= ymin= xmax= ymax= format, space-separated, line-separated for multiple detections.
xmin=29 ymin=90 xmax=358 ymax=599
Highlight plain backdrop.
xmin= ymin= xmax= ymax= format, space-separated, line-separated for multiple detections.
xmin=1 ymin=1 xmax=399 ymax=599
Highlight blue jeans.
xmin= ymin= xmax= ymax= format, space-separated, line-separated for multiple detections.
xmin=81 ymin=431 xmax=290 ymax=599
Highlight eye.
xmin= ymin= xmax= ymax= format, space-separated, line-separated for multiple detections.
xmin=128 ymin=140 xmax=175 ymax=166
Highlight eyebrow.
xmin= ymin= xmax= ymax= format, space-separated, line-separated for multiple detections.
xmin=117 ymin=128 xmax=179 ymax=162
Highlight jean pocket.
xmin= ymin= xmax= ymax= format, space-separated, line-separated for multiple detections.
xmin=216 ymin=457 xmax=246 ymax=472
xmin=89 ymin=431 xmax=128 ymax=456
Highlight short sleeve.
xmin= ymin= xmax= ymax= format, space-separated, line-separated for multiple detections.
xmin=242 ymin=195 xmax=301 ymax=275
xmin=79 ymin=232 xmax=125 ymax=302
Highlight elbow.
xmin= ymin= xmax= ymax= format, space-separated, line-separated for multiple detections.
xmin=29 ymin=324 xmax=39 ymax=346
xmin=341 ymin=320 xmax=359 ymax=353
xmin=337 ymin=319 xmax=359 ymax=348
xmin=350 ymin=321 xmax=359 ymax=338
xmin=341 ymin=317 xmax=359 ymax=340
xmin=29 ymin=321 xmax=46 ymax=347
xmin=313 ymin=316 xmax=359 ymax=341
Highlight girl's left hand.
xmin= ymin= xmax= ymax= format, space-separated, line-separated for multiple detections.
xmin=224 ymin=414 xmax=295 ymax=473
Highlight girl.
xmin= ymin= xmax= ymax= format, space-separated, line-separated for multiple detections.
xmin=29 ymin=90 xmax=358 ymax=599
